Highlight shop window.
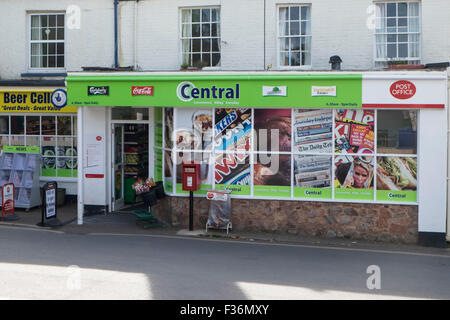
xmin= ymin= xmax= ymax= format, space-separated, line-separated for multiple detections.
xmin=111 ymin=107 xmax=149 ymax=120
xmin=374 ymin=2 xmax=420 ymax=66
xmin=377 ymin=110 xmax=417 ymax=154
xmin=30 ymin=13 xmax=65 ymax=69
xmin=159 ymin=107 xmax=418 ymax=204
xmin=181 ymin=7 xmax=221 ymax=68
xmin=278 ymin=5 xmax=311 ymax=67
xmin=0 ymin=115 xmax=77 ymax=178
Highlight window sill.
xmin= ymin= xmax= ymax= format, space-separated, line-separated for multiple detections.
xmin=22 ymin=72 xmax=67 ymax=78
xmin=277 ymin=65 xmax=312 ymax=71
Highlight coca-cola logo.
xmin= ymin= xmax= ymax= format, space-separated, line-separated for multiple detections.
xmin=132 ymin=86 xmax=154 ymax=96
xmin=390 ymin=80 xmax=416 ymax=100
xmin=206 ymin=192 xmax=215 ymax=200
xmin=88 ymin=86 xmax=109 ymax=96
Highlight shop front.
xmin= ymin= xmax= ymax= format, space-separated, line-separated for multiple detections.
xmin=0 ymin=87 xmax=78 ymax=195
xmin=67 ymin=71 xmax=447 ymax=247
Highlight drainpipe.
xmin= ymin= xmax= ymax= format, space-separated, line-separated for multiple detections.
xmin=134 ymin=0 xmax=139 ymax=70
xmin=447 ymin=71 xmax=450 ymax=241
xmin=77 ymin=106 xmax=84 ymax=225
xmin=114 ymin=0 xmax=119 ymax=69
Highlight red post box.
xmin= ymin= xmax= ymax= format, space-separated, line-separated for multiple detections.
xmin=182 ymin=162 xmax=201 ymax=192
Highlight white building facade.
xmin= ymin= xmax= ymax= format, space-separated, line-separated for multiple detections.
xmin=0 ymin=0 xmax=449 ymax=246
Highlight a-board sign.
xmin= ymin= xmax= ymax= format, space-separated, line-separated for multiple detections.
xmin=45 ymin=182 xmax=57 ymax=219
xmin=2 ymin=183 xmax=14 ymax=219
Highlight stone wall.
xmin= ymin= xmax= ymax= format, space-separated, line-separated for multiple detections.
xmin=153 ymin=196 xmax=418 ymax=244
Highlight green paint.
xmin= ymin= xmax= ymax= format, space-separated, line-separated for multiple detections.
xmin=164 ymin=179 xmax=173 ymax=194
xmin=376 ymin=190 xmax=417 ymax=202
xmin=72 ymin=169 xmax=78 ymax=178
xmin=294 ymin=187 xmax=332 ymax=199
xmin=215 ymin=184 xmax=250 ymax=196
xmin=176 ymin=183 xmax=212 ymax=195
xmin=154 ymin=107 xmax=163 ymax=148
xmin=42 ymin=168 xmax=56 ymax=177
xmin=154 ymin=149 xmax=163 ymax=181
xmin=253 ymin=185 xmax=291 ymax=198
xmin=3 ymin=146 xmax=40 ymax=154
xmin=57 ymin=169 xmax=72 ymax=177
xmin=335 ymin=188 xmax=374 ymax=200
xmin=67 ymin=74 xmax=362 ymax=109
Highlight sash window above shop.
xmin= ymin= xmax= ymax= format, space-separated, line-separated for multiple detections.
xmin=374 ymin=2 xmax=420 ymax=66
xmin=180 ymin=7 xmax=221 ymax=68
xmin=30 ymin=13 xmax=65 ymax=69
xmin=278 ymin=5 xmax=312 ymax=68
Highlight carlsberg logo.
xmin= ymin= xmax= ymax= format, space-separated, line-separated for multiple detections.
xmin=176 ymin=82 xmax=240 ymax=102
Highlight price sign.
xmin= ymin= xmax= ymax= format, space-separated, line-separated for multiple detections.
xmin=45 ymin=186 xmax=56 ymax=219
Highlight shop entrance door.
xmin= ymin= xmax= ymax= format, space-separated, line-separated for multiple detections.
xmin=112 ymin=123 xmax=125 ymax=211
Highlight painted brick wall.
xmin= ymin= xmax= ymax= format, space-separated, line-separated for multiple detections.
xmin=0 ymin=1 xmax=448 ymax=75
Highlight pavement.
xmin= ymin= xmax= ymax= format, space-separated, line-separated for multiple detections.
xmin=1 ymin=200 xmax=449 ymax=256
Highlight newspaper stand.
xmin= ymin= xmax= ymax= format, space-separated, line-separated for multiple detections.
xmin=206 ymin=189 xmax=232 ymax=234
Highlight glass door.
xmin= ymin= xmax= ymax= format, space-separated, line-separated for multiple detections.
xmin=112 ymin=123 xmax=124 ymax=210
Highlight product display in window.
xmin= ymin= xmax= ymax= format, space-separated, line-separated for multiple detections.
xmin=254 ymin=109 xmax=291 ymax=152
xmin=123 ymin=124 xmax=149 ymax=178
xmin=376 ymin=157 xmax=417 ymax=191
xmin=334 ymin=110 xmax=374 ymax=154
xmin=214 ymin=108 xmax=251 ymax=152
xmin=293 ymin=109 xmax=332 ymax=153
xmin=175 ymin=108 xmax=212 ymax=150
xmin=294 ymin=155 xmax=331 ymax=188
xmin=334 ymin=156 xmax=374 ymax=189
xmin=214 ymin=153 xmax=250 ymax=188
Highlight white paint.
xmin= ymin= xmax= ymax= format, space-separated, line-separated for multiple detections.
xmin=235 ymin=281 xmax=425 ymax=300
xmin=363 ymin=73 xmax=447 ymax=106
xmin=418 ymin=109 xmax=447 ymax=233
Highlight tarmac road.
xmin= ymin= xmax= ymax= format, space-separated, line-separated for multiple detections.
xmin=0 ymin=225 xmax=449 ymax=300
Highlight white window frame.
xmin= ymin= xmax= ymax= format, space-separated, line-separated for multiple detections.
xmin=179 ymin=6 xmax=222 ymax=70
xmin=373 ymin=1 xmax=421 ymax=66
xmin=277 ymin=4 xmax=312 ymax=70
xmin=28 ymin=12 xmax=66 ymax=72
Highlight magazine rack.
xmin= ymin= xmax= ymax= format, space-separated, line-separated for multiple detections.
xmin=0 ymin=147 xmax=41 ymax=210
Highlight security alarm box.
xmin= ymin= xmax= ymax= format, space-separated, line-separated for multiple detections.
xmin=182 ymin=162 xmax=201 ymax=192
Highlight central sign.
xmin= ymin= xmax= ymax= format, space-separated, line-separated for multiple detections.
xmin=176 ymin=82 xmax=240 ymax=102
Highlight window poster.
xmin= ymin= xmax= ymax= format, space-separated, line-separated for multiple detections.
xmin=293 ymin=109 xmax=332 ymax=153
xmin=175 ymin=152 xmax=212 ymax=194
xmin=334 ymin=155 xmax=374 ymax=200
xmin=164 ymin=108 xmax=174 ymax=149
xmin=376 ymin=156 xmax=417 ymax=202
xmin=253 ymin=154 xmax=291 ymax=197
xmin=293 ymin=155 xmax=332 ymax=199
xmin=214 ymin=152 xmax=250 ymax=195
xmin=214 ymin=108 xmax=251 ymax=195
xmin=175 ymin=108 xmax=213 ymax=151
xmin=214 ymin=108 xmax=251 ymax=153
xmin=254 ymin=109 xmax=291 ymax=152
xmin=164 ymin=151 xmax=173 ymax=193
xmin=334 ymin=109 xmax=374 ymax=154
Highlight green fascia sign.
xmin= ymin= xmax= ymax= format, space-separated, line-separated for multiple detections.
xmin=3 ymin=146 xmax=40 ymax=154
xmin=66 ymin=73 xmax=362 ymax=109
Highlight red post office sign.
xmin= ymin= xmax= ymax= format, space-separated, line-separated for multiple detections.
xmin=390 ymin=80 xmax=416 ymax=100
xmin=2 ymin=183 xmax=15 ymax=219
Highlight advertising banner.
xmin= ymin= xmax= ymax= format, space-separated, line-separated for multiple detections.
xmin=254 ymin=155 xmax=291 ymax=197
xmin=334 ymin=155 xmax=374 ymax=200
xmin=334 ymin=109 xmax=374 ymax=154
xmin=0 ymin=90 xmax=76 ymax=113
xmin=376 ymin=156 xmax=417 ymax=202
xmin=67 ymin=74 xmax=363 ymax=109
xmin=293 ymin=109 xmax=333 ymax=153
xmin=293 ymin=155 xmax=332 ymax=199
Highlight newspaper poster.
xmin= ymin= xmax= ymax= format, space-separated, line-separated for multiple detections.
xmin=334 ymin=109 xmax=374 ymax=154
xmin=293 ymin=109 xmax=333 ymax=153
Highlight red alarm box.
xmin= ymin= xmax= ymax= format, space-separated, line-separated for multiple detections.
xmin=182 ymin=162 xmax=201 ymax=192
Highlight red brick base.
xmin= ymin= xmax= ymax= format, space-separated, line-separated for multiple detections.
xmin=153 ymin=196 xmax=418 ymax=244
